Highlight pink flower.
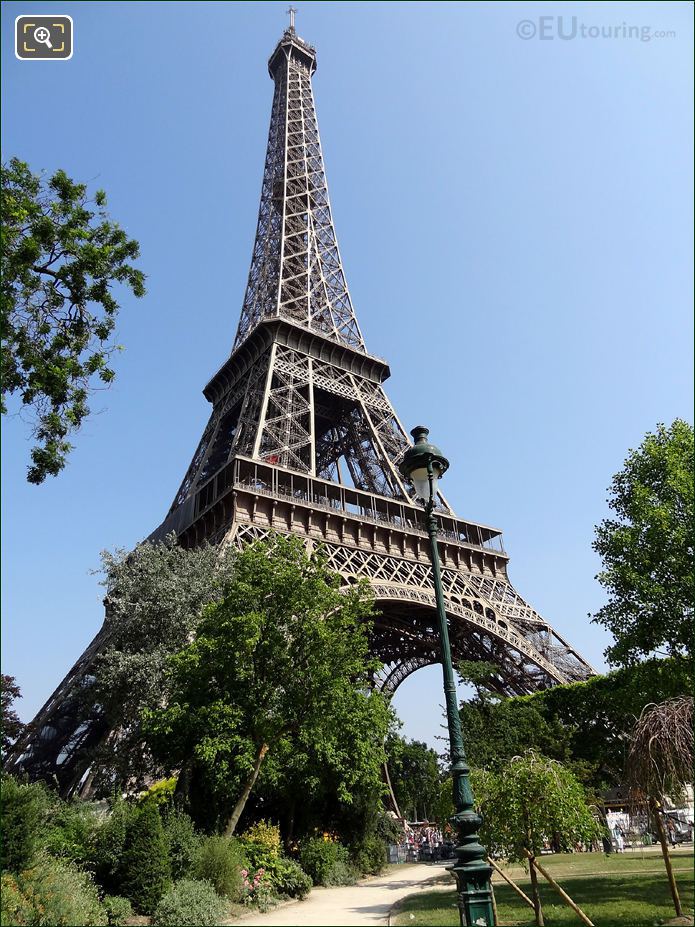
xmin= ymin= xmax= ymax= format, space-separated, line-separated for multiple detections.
xmin=241 ymin=869 xmax=248 ymax=878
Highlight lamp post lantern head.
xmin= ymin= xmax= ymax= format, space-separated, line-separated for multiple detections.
xmin=399 ymin=425 xmax=449 ymax=503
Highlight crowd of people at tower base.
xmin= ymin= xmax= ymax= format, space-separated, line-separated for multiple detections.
xmin=388 ymin=821 xmax=455 ymax=863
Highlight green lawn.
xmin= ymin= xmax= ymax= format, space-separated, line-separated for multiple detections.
xmin=393 ymin=852 xmax=695 ymax=927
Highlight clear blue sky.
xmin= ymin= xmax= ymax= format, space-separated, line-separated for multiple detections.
xmin=2 ymin=1 xmax=693 ymax=750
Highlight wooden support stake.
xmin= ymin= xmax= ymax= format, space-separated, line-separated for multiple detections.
xmin=488 ymin=856 xmax=535 ymax=910
xmin=491 ymin=883 xmax=498 ymax=926
xmin=651 ymin=797 xmax=684 ymax=918
xmin=523 ymin=849 xmax=594 ymax=927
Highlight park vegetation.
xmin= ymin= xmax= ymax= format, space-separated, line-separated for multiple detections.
xmin=2 ymin=420 xmax=692 ymax=925
xmin=1 ymin=536 xmax=395 ymax=924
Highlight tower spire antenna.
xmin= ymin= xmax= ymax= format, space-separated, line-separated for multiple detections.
xmin=287 ymin=6 xmax=297 ymax=32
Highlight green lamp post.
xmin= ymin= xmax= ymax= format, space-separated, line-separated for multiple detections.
xmin=399 ymin=425 xmax=495 ymax=927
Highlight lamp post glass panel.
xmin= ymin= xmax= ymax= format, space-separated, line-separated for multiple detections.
xmin=399 ymin=426 xmax=494 ymax=927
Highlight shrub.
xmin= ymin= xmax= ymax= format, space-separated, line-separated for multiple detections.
xmin=327 ymin=857 xmax=358 ymax=886
xmin=299 ymin=837 xmax=356 ymax=886
xmin=0 ymin=872 xmax=34 ymax=926
xmin=102 ymin=895 xmax=132 ymax=926
xmin=153 ymin=879 xmax=228 ymax=927
xmin=193 ymin=835 xmax=247 ymax=901
xmin=374 ymin=810 xmax=405 ymax=846
xmin=241 ymin=868 xmax=274 ymax=912
xmin=1 ymin=855 xmax=108 ymax=926
xmin=0 ymin=775 xmax=48 ymax=872
xmin=240 ymin=820 xmax=283 ymax=873
xmin=44 ymin=798 xmax=101 ymax=868
xmin=268 ymin=857 xmax=312 ymax=899
xmin=240 ymin=820 xmax=281 ymax=859
xmin=93 ymin=797 xmax=138 ymax=895
xmin=120 ymin=803 xmax=171 ymax=913
xmin=162 ymin=809 xmax=201 ymax=880
xmin=351 ymin=834 xmax=386 ymax=875
xmin=138 ymin=777 xmax=177 ymax=808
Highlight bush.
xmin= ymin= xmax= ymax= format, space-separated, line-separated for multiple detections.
xmin=138 ymin=777 xmax=177 ymax=808
xmin=240 ymin=868 xmax=274 ymax=912
xmin=299 ymin=837 xmax=356 ymax=886
xmin=0 ymin=855 xmax=107 ymax=926
xmin=44 ymin=798 xmax=101 ymax=868
xmin=102 ymin=895 xmax=132 ymax=927
xmin=162 ymin=809 xmax=201 ymax=880
xmin=326 ymin=858 xmax=358 ymax=886
xmin=268 ymin=857 xmax=312 ymax=899
xmin=0 ymin=872 xmax=34 ymax=926
xmin=374 ymin=811 xmax=405 ymax=846
xmin=351 ymin=834 xmax=386 ymax=875
xmin=93 ymin=797 xmax=138 ymax=896
xmin=153 ymin=879 xmax=228 ymax=927
xmin=193 ymin=835 xmax=247 ymax=901
xmin=240 ymin=820 xmax=283 ymax=873
xmin=0 ymin=775 xmax=48 ymax=872
xmin=240 ymin=820 xmax=281 ymax=859
xmin=120 ymin=803 xmax=171 ymax=913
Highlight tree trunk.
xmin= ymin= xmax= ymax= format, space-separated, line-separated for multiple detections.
xmin=525 ymin=849 xmax=594 ymax=926
xmin=528 ymin=856 xmax=545 ymax=927
xmin=488 ymin=857 xmax=534 ymax=909
xmin=224 ymin=743 xmax=269 ymax=837
xmin=650 ymin=797 xmax=683 ymax=917
xmin=174 ymin=758 xmax=193 ymax=805
xmin=286 ymin=798 xmax=296 ymax=851
xmin=383 ymin=760 xmax=402 ymax=819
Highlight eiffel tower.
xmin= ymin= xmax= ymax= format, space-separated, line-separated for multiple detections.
xmin=12 ymin=20 xmax=594 ymax=795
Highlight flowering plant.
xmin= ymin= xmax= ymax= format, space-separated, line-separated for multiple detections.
xmin=241 ymin=867 xmax=273 ymax=911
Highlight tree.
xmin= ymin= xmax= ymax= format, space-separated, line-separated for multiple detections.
xmin=431 ymin=776 xmax=454 ymax=832
xmin=592 ymin=420 xmax=693 ymax=666
xmin=459 ymin=657 xmax=692 ymax=797
xmin=626 ymin=697 xmax=693 ymax=918
xmin=1 ymin=157 xmax=145 ymax=483
xmin=456 ymin=658 xmax=573 ymax=765
xmin=458 ymin=696 xmax=572 ymax=773
xmin=1 ymin=674 xmax=24 ymax=758
xmin=474 ymin=752 xmax=602 ymax=926
xmin=245 ymin=725 xmax=386 ymax=848
xmin=85 ymin=535 xmax=238 ymax=791
xmin=515 ymin=656 xmax=693 ymax=792
xmin=143 ymin=535 xmax=391 ymax=836
xmin=385 ymin=734 xmax=441 ymax=822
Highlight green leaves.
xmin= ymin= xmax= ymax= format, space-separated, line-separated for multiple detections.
xmin=87 ymin=535 xmax=238 ymax=789
xmin=472 ymin=752 xmax=603 ymax=863
xmin=592 ymin=420 xmax=694 ymax=666
xmin=385 ymin=734 xmax=442 ymax=821
xmin=463 ymin=656 xmax=693 ymax=796
xmin=143 ymin=535 xmax=390 ymax=832
xmin=1 ymin=156 xmax=145 ymax=483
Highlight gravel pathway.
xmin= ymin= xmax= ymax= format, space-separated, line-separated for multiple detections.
xmin=226 ymin=862 xmax=452 ymax=926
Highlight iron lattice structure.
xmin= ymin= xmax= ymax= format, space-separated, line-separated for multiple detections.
xmin=11 ymin=26 xmax=594 ymax=795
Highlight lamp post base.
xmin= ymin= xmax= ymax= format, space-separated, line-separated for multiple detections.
xmin=449 ymin=815 xmax=495 ymax=926
xmin=450 ymin=860 xmax=495 ymax=926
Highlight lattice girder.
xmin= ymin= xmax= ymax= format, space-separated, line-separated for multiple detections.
xmin=234 ymin=30 xmax=364 ymax=351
